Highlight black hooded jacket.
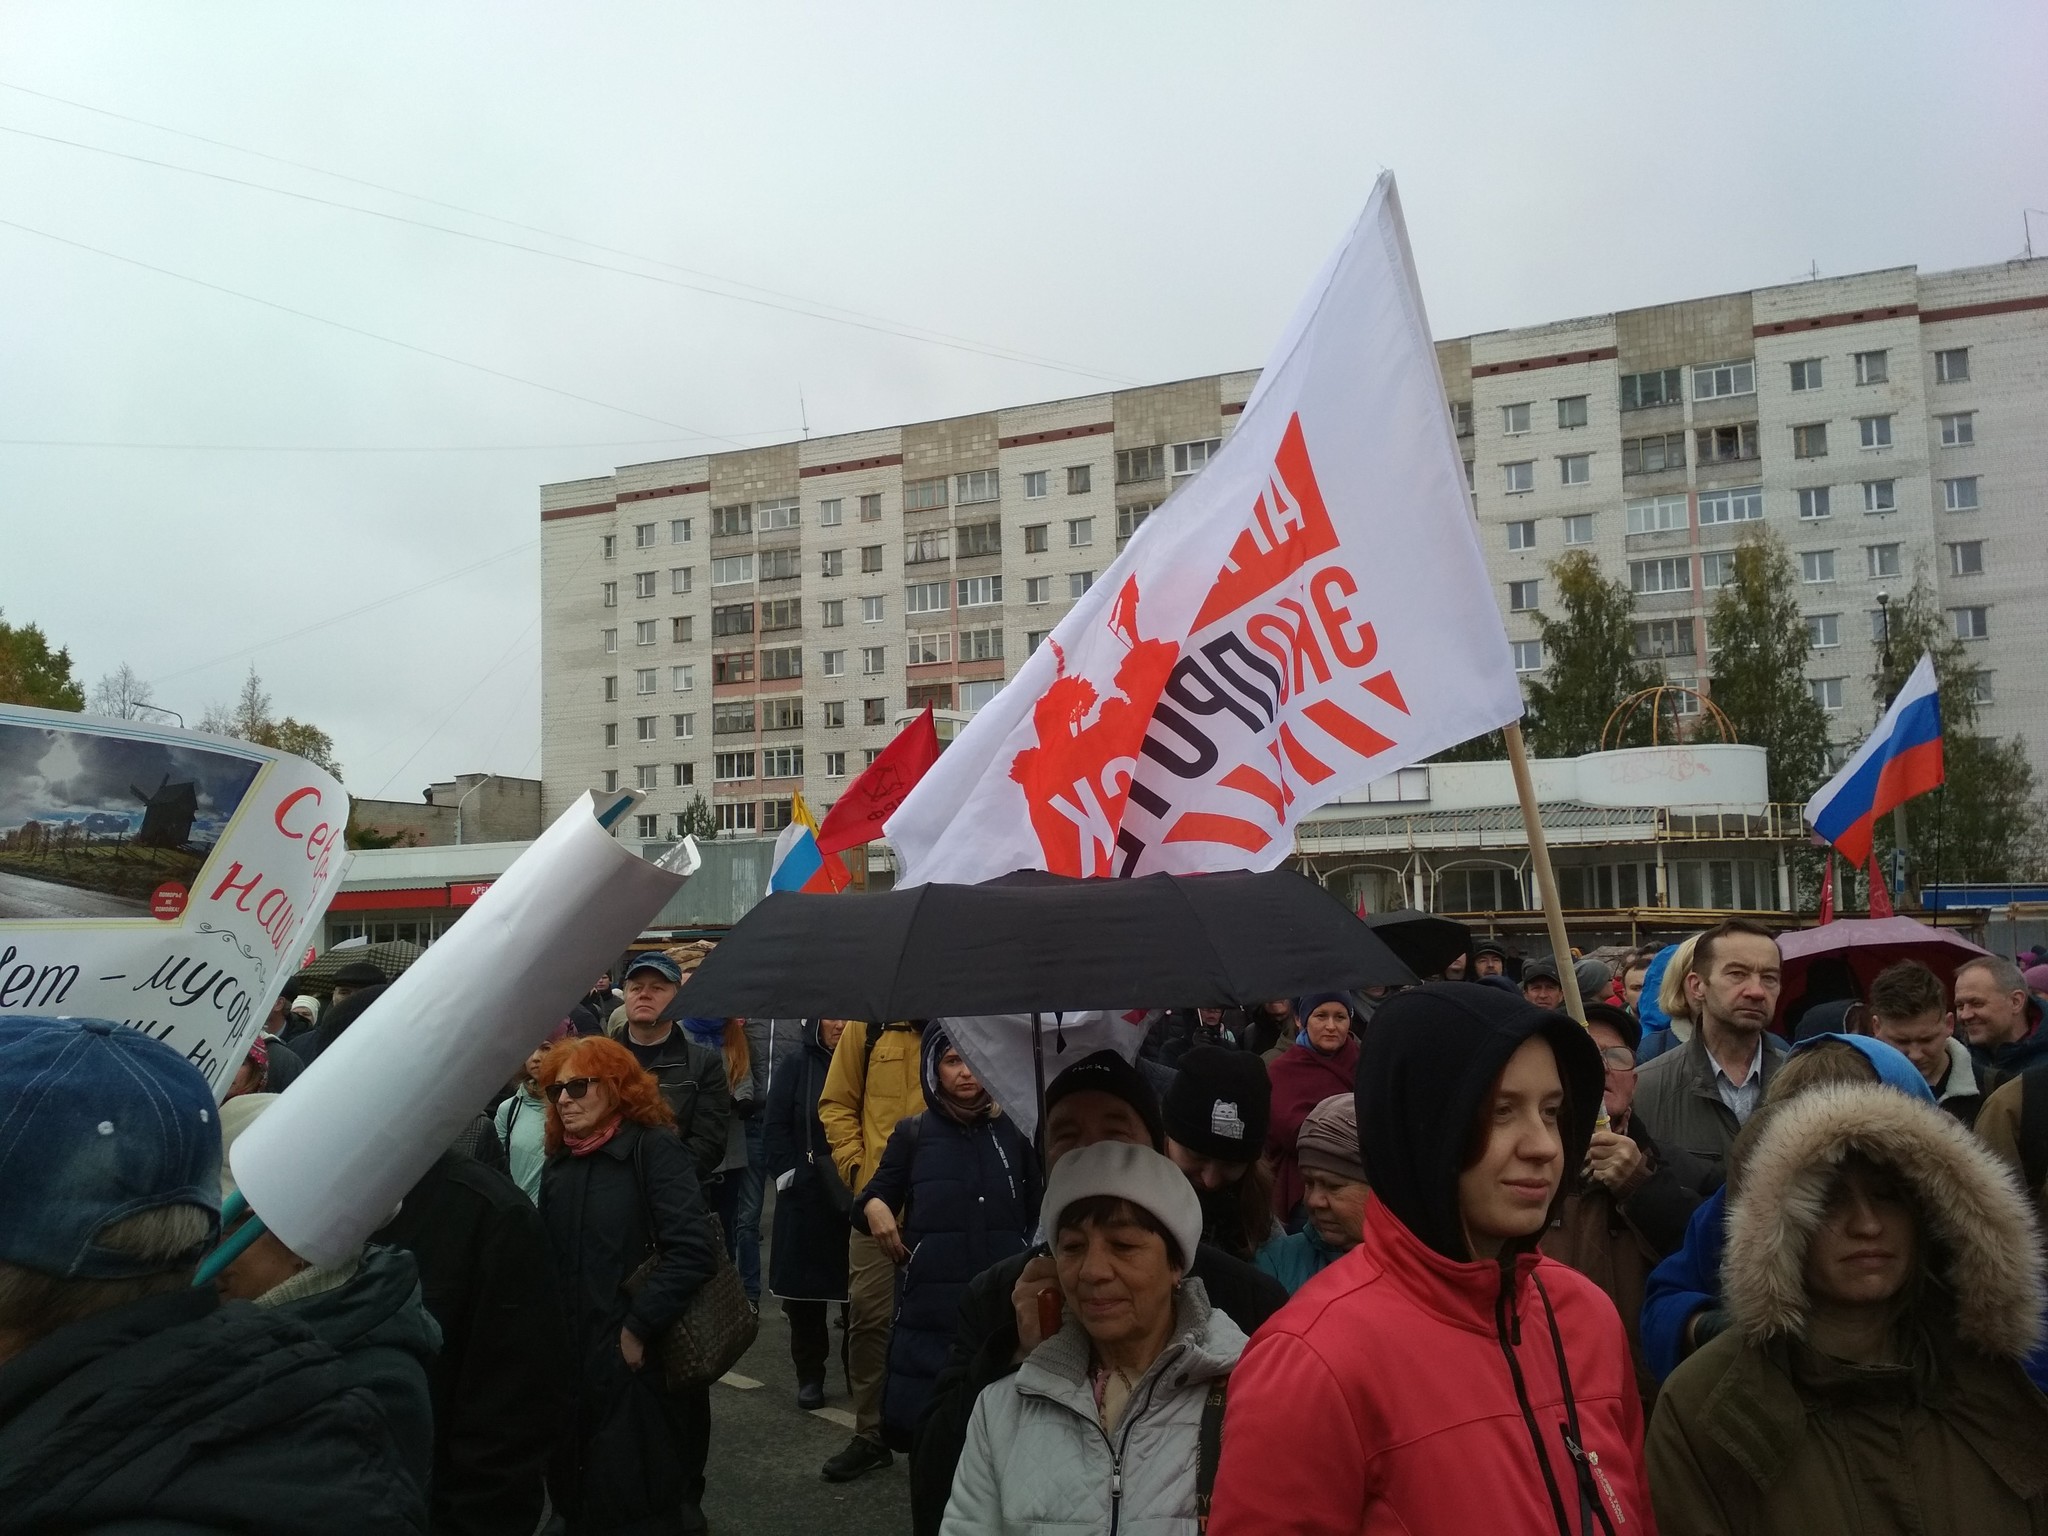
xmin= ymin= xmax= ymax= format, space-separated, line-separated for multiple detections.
xmin=0 ymin=1287 xmax=426 ymax=1534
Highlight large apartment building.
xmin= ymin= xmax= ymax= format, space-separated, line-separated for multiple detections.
xmin=539 ymin=256 xmax=2048 ymax=845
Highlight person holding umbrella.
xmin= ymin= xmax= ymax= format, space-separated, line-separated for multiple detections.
xmin=1265 ymin=992 xmax=1363 ymax=1228
xmin=765 ymin=1018 xmax=854 ymax=1412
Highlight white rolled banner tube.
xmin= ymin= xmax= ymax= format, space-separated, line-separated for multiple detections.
xmin=231 ymin=792 xmax=686 ymax=1266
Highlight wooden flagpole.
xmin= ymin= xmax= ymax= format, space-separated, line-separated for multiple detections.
xmin=1502 ymin=723 xmax=1586 ymax=1025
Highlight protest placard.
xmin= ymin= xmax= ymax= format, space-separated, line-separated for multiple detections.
xmin=0 ymin=703 xmax=347 ymax=1096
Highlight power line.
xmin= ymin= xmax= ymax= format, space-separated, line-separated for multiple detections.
xmin=0 ymin=215 xmax=743 ymax=441
xmin=0 ymin=88 xmax=1138 ymax=385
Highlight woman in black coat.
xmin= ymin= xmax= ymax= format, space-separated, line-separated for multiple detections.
xmin=537 ymin=1035 xmax=721 ymax=1536
xmin=854 ymin=1024 xmax=1040 ymax=1453
xmin=763 ymin=1017 xmax=855 ymax=1410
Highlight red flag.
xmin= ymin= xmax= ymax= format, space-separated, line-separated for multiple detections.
xmin=1818 ymin=858 xmax=1835 ymax=924
xmin=1867 ymin=850 xmax=1895 ymax=918
xmin=816 ymin=707 xmax=942 ymax=855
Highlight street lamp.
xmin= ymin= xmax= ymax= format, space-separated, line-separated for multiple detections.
xmin=454 ymin=775 xmax=495 ymax=845
xmin=134 ymin=703 xmax=186 ymax=728
xmin=1875 ymin=589 xmax=1894 ymax=702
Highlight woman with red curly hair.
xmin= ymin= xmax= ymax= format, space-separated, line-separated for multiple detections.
xmin=537 ymin=1034 xmax=722 ymax=1535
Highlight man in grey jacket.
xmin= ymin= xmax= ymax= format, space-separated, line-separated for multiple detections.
xmin=609 ymin=953 xmax=730 ymax=1178
xmin=1632 ymin=917 xmax=1786 ymax=1193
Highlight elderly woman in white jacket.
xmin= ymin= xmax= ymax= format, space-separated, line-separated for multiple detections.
xmin=941 ymin=1141 xmax=1248 ymax=1534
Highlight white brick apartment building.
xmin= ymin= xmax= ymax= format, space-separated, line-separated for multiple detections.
xmin=539 ymin=256 xmax=2048 ymax=846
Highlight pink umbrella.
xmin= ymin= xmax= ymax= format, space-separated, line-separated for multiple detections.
xmin=1775 ymin=917 xmax=1989 ymax=1029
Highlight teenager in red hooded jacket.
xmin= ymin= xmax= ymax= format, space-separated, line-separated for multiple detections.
xmin=1210 ymin=982 xmax=1653 ymax=1536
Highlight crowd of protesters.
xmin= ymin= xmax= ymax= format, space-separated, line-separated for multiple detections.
xmin=4 ymin=915 xmax=2048 ymax=1535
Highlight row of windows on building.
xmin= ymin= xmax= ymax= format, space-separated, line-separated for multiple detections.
xmin=600 ymin=572 xmax=1100 ymax=648
xmin=1454 ymin=347 xmax=1973 ymax=437
xmin=1423 ymin=857 xmax=1783 ymax=913
xmin=614 ymin=791 xmax=871 ymax=840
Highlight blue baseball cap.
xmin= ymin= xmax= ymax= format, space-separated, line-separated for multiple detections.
xmin=0 ymin=1017 xmax=222 ymax=1279
xmin=623 ymin=952 xmax=682 ymax=985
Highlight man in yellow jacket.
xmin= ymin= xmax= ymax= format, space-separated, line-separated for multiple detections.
xmin=815 ymin=1018 xmax=925 ymax=1481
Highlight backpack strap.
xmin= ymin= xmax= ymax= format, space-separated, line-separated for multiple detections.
xmin=1196 ymin=1378 xmax=1228 ymax=1533
xmin=2021 ymin=1067 xmax=2048 ymax=1193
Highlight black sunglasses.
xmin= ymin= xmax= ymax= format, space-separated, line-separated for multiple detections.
xmin=546 ymin=1076 xmax=598 ymax=1102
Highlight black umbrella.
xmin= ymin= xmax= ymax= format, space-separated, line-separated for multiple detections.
xmin=678 ymin=867 xmax=1414 ymax=1022
xmin=1363 ymin=910 xmax=1473 ymax=979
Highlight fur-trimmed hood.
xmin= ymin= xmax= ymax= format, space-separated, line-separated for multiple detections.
xmin=1724 ymin=1082 xmax=2045 ymax=1361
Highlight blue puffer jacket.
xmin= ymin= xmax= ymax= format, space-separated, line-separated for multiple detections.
xmin=1634 ymin=944 xmax=1682 ymax=1062
xmin=857 ymin=1028 xmax=1041 ymax=1451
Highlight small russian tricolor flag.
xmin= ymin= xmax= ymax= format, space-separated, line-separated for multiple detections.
xmin=768 ymin=791 xmax=851 ymax=894
xmin=1805 ymin=652 xmax=1944 ymax=867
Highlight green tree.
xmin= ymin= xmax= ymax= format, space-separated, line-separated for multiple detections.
xmin=1430 ymin=728 xmax=1508 ymax=763
xmin=675 ymin=792 xmax=719 ymax=841
xmin=0 ymin=611 xmax=85 ymax=710
xmin=1523 ymin=551 xmax=1656 ymax=757
xmin=1706 ymin=531 xmax=1831 ymax=801
xmin=344 ymin=801 xmax=414 ymax=850
xmin=202 ymin=666 xmax=344 ymax=779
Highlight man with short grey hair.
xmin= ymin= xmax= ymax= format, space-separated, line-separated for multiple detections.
xmin=0 ymin=1016 xmax=425 ymax=1533
xmin=1953 ymin=955 xmax=2048 ymax=1074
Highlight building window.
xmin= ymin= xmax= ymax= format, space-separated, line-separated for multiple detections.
xmin=956 ymin=470 xmax=1000 ymax=505
xmin=1563 ymin=514 xmax=1593 ymax=546
xmin=635 ymin=716 xmax=657 ymax=741
xmin=822 ymin=700 xmax=845 ymax=727
xmin=712 ymin=604 xmax=754 ymax=637
xmin=1504 ymin=461 xmax=1534 ymax=494
xmin=1559 ymin=454 xmax=1590 ymax=486
xmin=715 ymin=801 xmax=756 ymax=834
xmin=859 ymin=646 xmax=884 ymax=676
xmin=1629 ymin=556 xmax=1692 ymax=595
xmin=635 ymin=764 xmax=658 ymax=790
xmin=757 ymin=497 xmax=800 ymax=531
xmin=711 ymin=555 xmax=753 ymax=586
xmin=671 ymin=664 xmax=695 ymax=693
xmin=1790 ymin=358 xmax=1823 ymax=391
xmin=601 ymin=534 xmax=617 ymax=560
xmin=634 ymin=620 xmax=656 ymax=645
xmin=712 ymin=652 xmax=754 ymax=685
xmin=959 ymin=679 xmax=1002 ymax=712
xmin=1625 ymin=494 xmax=1688 ymax=535
xmin=672 ymin=762 xmax=694 ymax=786
xmin=958 ymin=576 xmax=1002 ymax=607
xmin=714 ymin=751 xmax=756 ymax=781
xmin=1622 ymin=432 xmax=1686 ymax=475
xmin=603 ymin=628 xmax=618 ymax=653
xmin=1116 ymin=445 xmax=1164 ymax=484
xmin=1171 ymin=439 xmax=1220 ymax=476
xmin=1022 ymin=471 xmax=1048 ymax=499
xmin=603 ymin=675 xmax=618 ymax=702
xmin=760 ymin=646 xmax=802 ymax=681
xmin=670 ymin=517 xmax=691 ymax=543
xmin=602 ymin=769 xmax=618 ymax=792
xmin=1700 ymin=551 xmax=1738 ymax=589
xmin=671 ymin=616 xmax=693 ymax=642
xmin=1935 ymin=348 xmax=1970 ymax=383
xmin=635 ymin=668 xmax=657 ymax=695
xmin=1967 ymin=671 xmax=1993 ymax=705
xmin=820 ymin=599 xmax=844 ymax=627
xmin=959 ymin=626 xmax=1003 ymax=662
xmin=761 ymin=598 xmax=801 ymax=632
xmin=1797 ymin=487 xmax=1832 ymax=520
xmin=1117 ymin=503 xmax=1157 ymax=542
xmin=634 ymin=522 xmax=656 ymax=549
xmin=862 ymin=697 xmax=887 ymax=726
xmin=860 ymin=545 xmax=883 ymax=574
xmin=957 ymin=521 xmax=1001 ymax=558
xmin=1024 ymin=523 xmax=1049 ymax=553
xmin=673 ymin=712 xmax=695 ymax=738
xmin=817 ymin=498 xmax=843 ymax=527
xmin=1508 ymin=579 xmax=1539 ymax=612
xmin=1853 ymin=350 xmax=1888 ymax=386
xmin=1938 ymin=412 xmax=1974 ymax=447
xmin=1027 ymin=629 xmax=1050 ymax=653
xmin=859 ymin=493 xmax=883 ymax=522
xmin=758 ymin=548 xmax=801 ymax=582
xmin=907 ymin=631 xmax=951 ymax=665
xmin=1067 ymin=517 xmax=1094 ymax=547
xmin=1693 ymin=359 xmax=1756 ymax=399
xmin=824 ymin=751 xmax=847 ymax=777
xmin=1696 ymin=422 xmax=1759 ymax=464
xmin=1512 ymin=639 xmax=1543 ymax=673
xmin=1451 ymin=400 xmax=1474 ymax=435
xmin=1801 ymin=550 xmax=1836 ymax=584
xmin=1811 ymin=677 xmax=1844 ymax=712
xmin=1954 ymin=606 xmax=1992 ymax=640
xmin=1500 ymin=402 xmax=1532 ymax=435
xmin=632 ymin=571 xmax=657 ymax=599
xmin=1793 ymin=423 xmax=1829 ymax=459
xmin=712 ymin=503 xmax=752 ymax=537
xmin=1857 ymin=415 xmax=1893 ymax=449
xmin=764 ymin=697 xmax=803 ymax=731
xmin=1069 ymin=571 xmax=1094 ymax=599
xmin=820 ymin=549 xmax=843 ymax=578
xmin=1866 ymin=543 xmax=1901 ymax=578
xmin=861 ymin=596 xmax=885 ymax=624
xmin=1619 ymin=368 xmax=1682 ymax=410
xmin=1943 ymin=476 xmax=1979 ymax=511
xmin=906 ymin=681 xmax=955 ymax=712
xmin=905 ymin=581 xmax=949 ymax=614
xmin=1026 ymin=576 xmax=1050 ymax=604
xmin=1806 ymin=613 xmax=1840 ymax=649
xmin=1862 ymin=479 xmax=1897 ymax=514
xmin=1507 ymin=520 xmax=1537 ymax=551
xmin=1557 ymin=395 xmax=1588 ymax=430
xmin=1697 ymin=486 xmax=1763 ymax=525
xmin=1948 ymin=541 xmax=1984 ymax=577
xmin=1067 ymin=464 xmax=1092 ymax=494
xmin=762 ymin=747 xmax=802 ymax=779
xmin=1633 ymin=618 xmax=1696 ymax=659
xmin=904 ymin=476 xmax=948 ymax=512
xmin=821 ymin=649 xmax=845 ymax=676
xmin=603 ymin=724 xmax=618 ymax=747
xmin=602 ymin=581 xmax=618 ymax=607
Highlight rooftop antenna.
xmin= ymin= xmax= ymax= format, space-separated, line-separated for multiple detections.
xmin=799 ymin=385 xmax=810 ymax=439
xmin=2024 ymin=210 xmax=2044 ymax=260
xmin=1806 ymin=259 xmax=1820 ymax=280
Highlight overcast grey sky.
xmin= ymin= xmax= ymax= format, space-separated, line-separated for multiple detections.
xmin=3 ymin=1 xmax=2042 ymax=801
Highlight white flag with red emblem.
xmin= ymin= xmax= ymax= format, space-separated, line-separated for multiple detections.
xmin=887 ymin=174 xmax=1519 ymax=884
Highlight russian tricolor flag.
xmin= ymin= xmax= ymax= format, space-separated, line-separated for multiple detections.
xmin=768 ymin=791 xmax=851 ymax=894
xmin=1805 ymin=652 xmax=1944 ymax=867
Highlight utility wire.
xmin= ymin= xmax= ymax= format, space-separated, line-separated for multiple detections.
xmin=0 ymin=435 xmax=789 ymax=453
xmin=0 ymin=215 xmax=742 ymax=441
xmin=0 ymin=92 xmax=1137 ymax=385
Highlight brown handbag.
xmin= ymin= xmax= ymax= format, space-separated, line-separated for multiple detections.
xmin=621 ymin=1136 xmax=759 ymax=1390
